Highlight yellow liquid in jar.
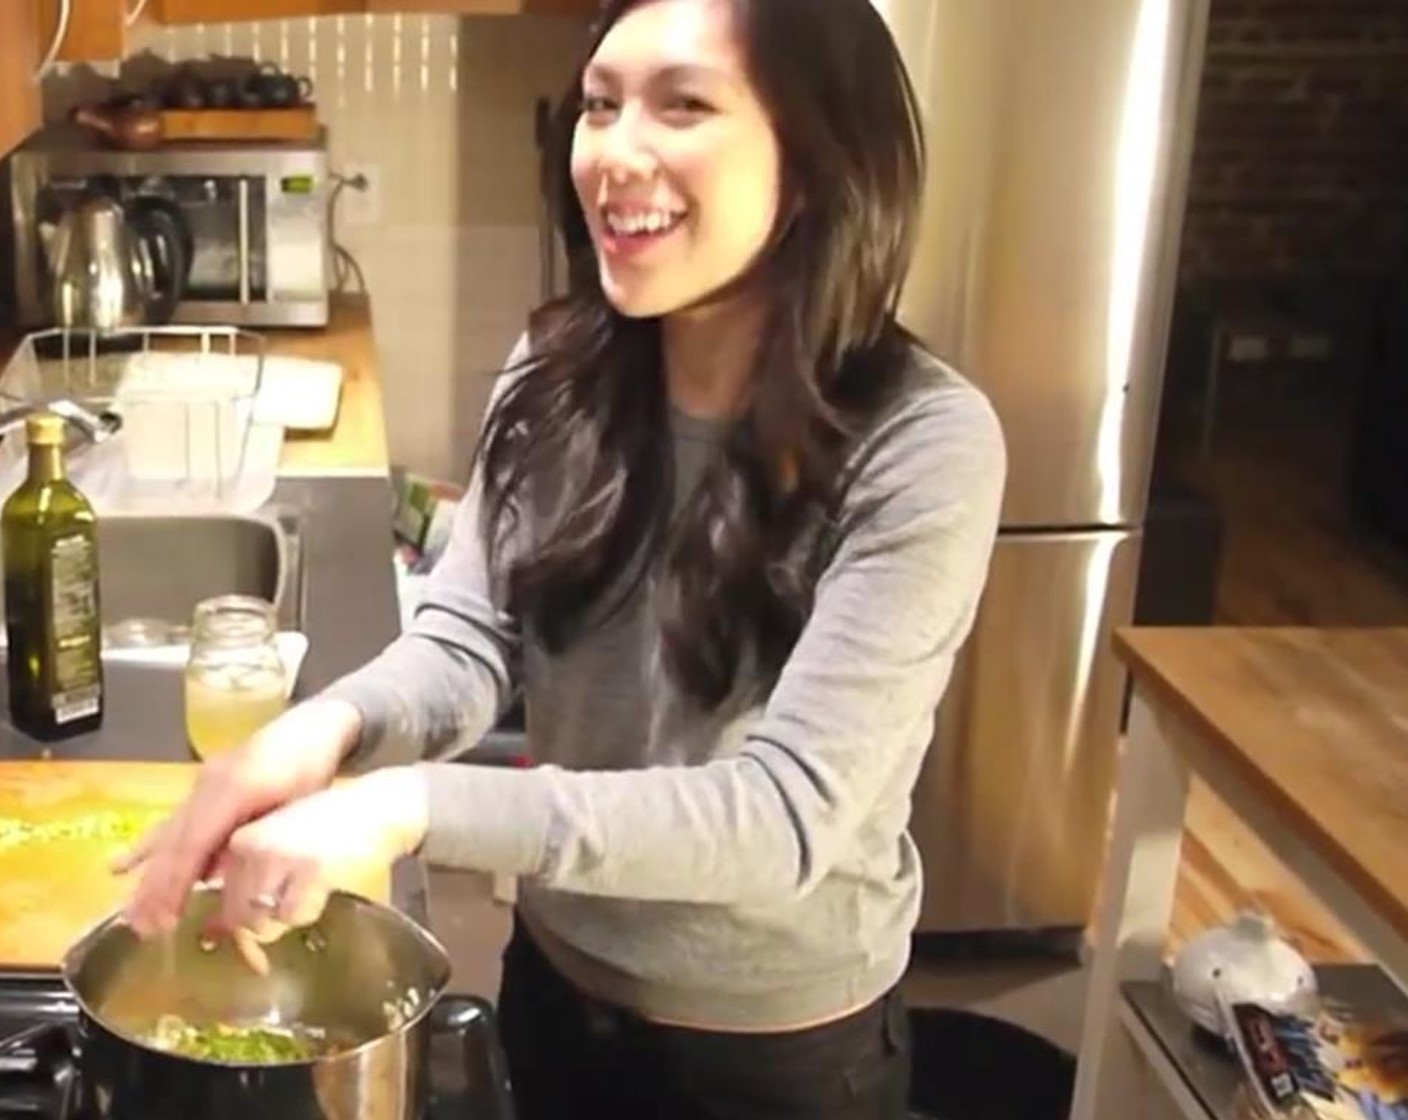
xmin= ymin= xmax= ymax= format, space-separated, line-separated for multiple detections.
xmin=184 ymin=665 xmax=287 ymax=760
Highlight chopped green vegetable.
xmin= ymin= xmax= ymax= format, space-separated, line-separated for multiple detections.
xmin=141 ymin=1015 xmax=336 ymax=1064
xmin=0 ymin=810 xmax=164 ymax=854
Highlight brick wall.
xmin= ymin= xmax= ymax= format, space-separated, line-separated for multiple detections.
xmin=1179 ymin=0 xmax=1408 ymax=281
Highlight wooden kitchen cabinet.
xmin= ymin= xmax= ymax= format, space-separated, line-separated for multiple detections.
xmin=364 ymin=0 xmax=598 ymax=11
xmin=34 ymin=0 xmax=138 ymax=63
xmin=153 ymin=0 xmax=596 ymax=20
xmin=152 ymin=0 xmax=362 ymax=23
xmin=0 ymin=0 xmax=43 ymax=161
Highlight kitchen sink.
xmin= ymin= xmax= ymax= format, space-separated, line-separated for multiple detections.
xmin=0 ymin=511 xmax=305 ymax=641
xmin=100 ymin=512 xmax=303 ymax=636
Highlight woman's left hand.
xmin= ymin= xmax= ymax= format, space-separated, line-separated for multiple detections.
xmin=212 ymin=766 xmax=429 ymax=942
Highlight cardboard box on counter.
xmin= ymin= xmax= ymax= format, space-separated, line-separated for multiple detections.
xmin=390 ymin=466 xmax=464 ymax=568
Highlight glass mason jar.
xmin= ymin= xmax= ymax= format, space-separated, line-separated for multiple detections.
xmin=183 ymin=595 xmax=287 ymax=760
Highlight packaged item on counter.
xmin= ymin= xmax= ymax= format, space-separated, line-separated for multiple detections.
xmin=1225 ymin=993 xmax=1408 ymax=1120
xmin=390 ymin=466 xmax=464 ymax=570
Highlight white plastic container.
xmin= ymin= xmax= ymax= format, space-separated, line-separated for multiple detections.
xmin=114 ymin=349 xmax=255 ymax=483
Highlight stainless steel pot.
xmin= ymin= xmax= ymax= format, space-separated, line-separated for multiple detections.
xmin=55 ymin=886 xmax=459 ymax=1120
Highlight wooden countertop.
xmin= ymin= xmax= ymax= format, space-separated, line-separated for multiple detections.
xmin=1117 ymin=626 xmax=1408 ymax=958
xmin=0 ymin=294 xmax=389 ymax=477
xmin=261 ymin=294 xmax=389 ymax=476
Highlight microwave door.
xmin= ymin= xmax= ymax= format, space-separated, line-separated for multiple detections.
xmin=171 ymin=176 xmax=265 ymax=306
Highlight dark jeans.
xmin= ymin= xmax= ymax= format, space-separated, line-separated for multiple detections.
xmin=496 ymin=923 xmax=911 ymax=1120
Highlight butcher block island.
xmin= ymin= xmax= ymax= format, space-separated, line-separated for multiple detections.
xmin=1072 ymin=627 xmax=1408 ymax=1120
xmin=0 ymin=761 xmax=391 ymax=968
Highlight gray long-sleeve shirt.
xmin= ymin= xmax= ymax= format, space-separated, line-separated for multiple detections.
xmin=324 ymin=341 xmax=1006 ymax=1029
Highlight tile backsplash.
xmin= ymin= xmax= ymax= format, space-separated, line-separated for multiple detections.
xmin=42 ymin=13 xmax=588 ymax=481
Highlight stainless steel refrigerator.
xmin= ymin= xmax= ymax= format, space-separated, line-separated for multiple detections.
xmin=874 ymin=0 xmax=1212 ymax=938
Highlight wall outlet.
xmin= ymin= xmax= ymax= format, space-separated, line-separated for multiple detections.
xmin=340 ymin=162 xmax=382 ymax=226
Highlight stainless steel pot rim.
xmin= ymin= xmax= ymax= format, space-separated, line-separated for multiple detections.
xmin=59 ymin=884 xmax=454 ymax=1069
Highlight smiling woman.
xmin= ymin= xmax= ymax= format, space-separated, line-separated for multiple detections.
xmin=570 ymin=1 xmax=784 ymax=324
xmin=480 ymin=0 xmax=937 ymax=711
xmin=118 ymin=3 xmax=1008 ymax=1118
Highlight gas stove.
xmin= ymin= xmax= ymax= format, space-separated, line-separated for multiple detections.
xmin=0 ymin=971 xmax=515 ymax=1120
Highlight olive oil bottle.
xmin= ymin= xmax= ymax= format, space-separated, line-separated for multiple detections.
xmin=2 ymin=412 xmax=103 ymax=739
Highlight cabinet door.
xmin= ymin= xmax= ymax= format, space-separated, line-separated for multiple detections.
xmin=363 ymin=0 xmax=598 ymax=12
xmin=1 ymin=2 xmax=43 ymax=161
xmin=154 ymin=0 xmax=596 ymax=18
xmin=519 ymin=0 xmax=598 ymax=11
xmin=153 ymin=0 xmax=363 ymax=23
xmin=36 ymin=0 xmax=131 ymax=62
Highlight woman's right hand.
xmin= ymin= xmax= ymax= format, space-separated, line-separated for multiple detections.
xmin=114 ymin=698 xmax=365 ymax=937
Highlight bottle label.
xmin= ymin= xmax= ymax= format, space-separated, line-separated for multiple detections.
xmin=48 ymin=534 xmax=101 ymax=724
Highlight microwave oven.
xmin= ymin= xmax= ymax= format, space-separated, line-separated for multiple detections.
xmin=9 ymin=130 xmax=330 ymax=329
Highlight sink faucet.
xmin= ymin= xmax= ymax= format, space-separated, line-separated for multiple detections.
xmin=0 ymin=400 xmax=123 ymax=448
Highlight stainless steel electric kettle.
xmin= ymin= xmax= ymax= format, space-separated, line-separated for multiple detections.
xmin=40 ymin=189 xmax=189 ymax=332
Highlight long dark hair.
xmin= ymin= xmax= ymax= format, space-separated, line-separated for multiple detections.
xmin=479 ymin=0 xmax=927 ymax=710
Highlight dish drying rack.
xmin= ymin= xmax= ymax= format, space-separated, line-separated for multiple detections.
xmin=0 ymin=325 xmax=271 ymax=514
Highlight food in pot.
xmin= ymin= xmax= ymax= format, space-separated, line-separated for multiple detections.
xmin=381 ymin=986 xmax=424 ymax=1030
xmin=138 ymin=1014 xmax=347 ymax=1064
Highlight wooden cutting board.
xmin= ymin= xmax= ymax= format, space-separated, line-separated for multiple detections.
xmin=0 ymin=761 xmax=390 ymax=969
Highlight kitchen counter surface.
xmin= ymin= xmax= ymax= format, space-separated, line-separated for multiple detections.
xmin=262 ymin=295 xmax=391 ymax=476
xmin=1114 ymin=625 xmax=1408 ymax=949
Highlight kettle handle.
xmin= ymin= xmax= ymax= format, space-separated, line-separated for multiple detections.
xmin=70 ymin=105 xmax=120 ymax=145
xmin=127 ymin=198 xmax=190 ymax=325
xmin=429 ymin=996 xmax=516 ymax=1118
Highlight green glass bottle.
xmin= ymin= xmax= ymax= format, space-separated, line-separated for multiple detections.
xmin=2 ymin=412 xmax=104 ymax=740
